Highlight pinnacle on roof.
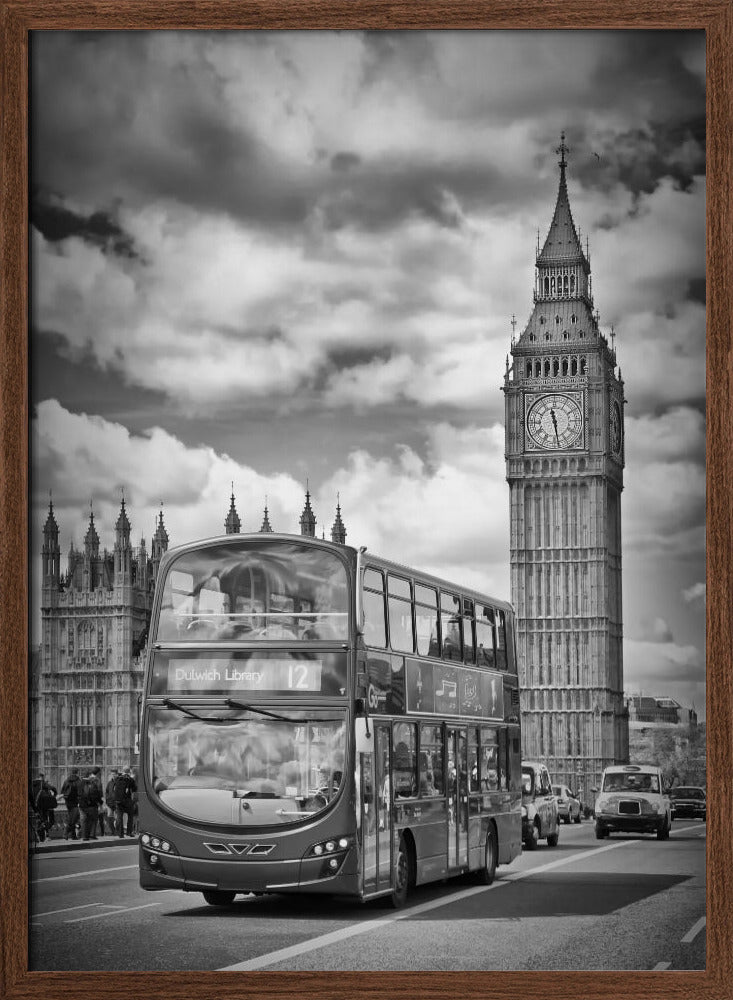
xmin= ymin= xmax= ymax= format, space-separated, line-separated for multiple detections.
xmin=331 ymin=494 xmax=346 ymax=544
xmin=300 ymin=483 xmax=316 ymax=537
xmin=225 ymin=484 xmax=241 ymax=535
xmin=43 ymin=493 xmax=58 ymax=534
xmin=260 ymin=497 xmax=273 ymax=533
xmin=115 ymin=492 xmax=131 ymax=535
xmin=536 ymin=132 xmax=588 ymax=269
xmin=84 ymin=501 xmax=99 ymax=551
xmin=153 ymin=505 xmax=168 ymax=546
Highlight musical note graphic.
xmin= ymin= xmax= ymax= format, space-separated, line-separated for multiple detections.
xmin=435 ymin=679 xmax=457 ymax=698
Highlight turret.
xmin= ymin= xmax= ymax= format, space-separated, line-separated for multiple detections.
xmin=299 ymin=486 xmax=316 ymax=538
xmin=260 ymin=499 xmax=273 ymax=533
xmin=330 ymin=495 xmax=346 ymax=544
xmin=225 ymin=485 xmax=241 ymax=535
xmin=42 ymin=495 xmax=61 ymax=585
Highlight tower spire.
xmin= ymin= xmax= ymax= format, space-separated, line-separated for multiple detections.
xmin=225 ymin=483 xmax=241 ymax=535
xmin=300 ymin=483 xmax=316 ymax=538
xmin=260 ymin=496 xmax=273 ymax=533
xmin=331 ymin=493 xmax=346 ymax=544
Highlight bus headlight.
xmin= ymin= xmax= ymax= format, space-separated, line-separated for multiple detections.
xmin=306 ymin=836 xmax=353 ymax=859
xmin=141 ymin=832 xmax=178 ymax=855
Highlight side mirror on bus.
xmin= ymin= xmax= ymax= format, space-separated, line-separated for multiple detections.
xmin=354 ymin=715 xmax=373 ymax=754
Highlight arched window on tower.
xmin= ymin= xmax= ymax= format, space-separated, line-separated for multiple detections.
xmin=535 ymin=360 xmax=541 ymax=377
xmin=555 ymin=315 xmax=561 ymax=325
xmin=580 ymin=357 xmax=587 ymax=375
xmin=552 ymin=358 xmax=559 ymax=376
xmin=544 ymin=359 xmax=550 ymax=377
xmin=571 ymin=358 xmax=577 ymax=376
xmin=562 ymin=358 xmax=568 ymax=376
xmin=526 ymin=361 xmax=532 ymax=378
xmin=563 ymin=274 xmax=568 ymax=295
xmin=544 ymin=277 xmax=550 ymax=296
xmin=570 ymin=274 xmax=575 ymax=294
xmin=550 ymin=276 xmax=556 ymax=295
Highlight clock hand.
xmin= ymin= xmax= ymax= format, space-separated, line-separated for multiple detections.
xmin=550 ymin=408 xmax=560 ymax=444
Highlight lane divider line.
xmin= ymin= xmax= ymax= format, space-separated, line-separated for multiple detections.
xmin=681 ymin=916 xmax=705 ymax=944
xmin=33 ymin=902 xmax=120 ymax=918
xmin=218 ymin=838 xmax=636 ymax=971
xmin=65 ymin=901 xmax=166 ymax=923
xmin=33 ymin=864 xmax=138 ymax=883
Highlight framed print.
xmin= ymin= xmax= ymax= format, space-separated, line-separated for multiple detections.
xmin=1 ymin=2 xmax=730 ymax=999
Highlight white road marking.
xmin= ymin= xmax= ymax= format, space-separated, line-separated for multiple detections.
xmin=681 ymin=916 xmax=706 ymax=944
xmin=65 ymin=901 xmax=167 ymax=923
xmin=33 ymin=902 xmax=124 ymax=917
xmin=33 ymin=864 xmax=138 ymax=883
xmin=218 ymin=838 xmax=636 ymax=971
xmin=653 ymin=961 xmax=672 ymax=970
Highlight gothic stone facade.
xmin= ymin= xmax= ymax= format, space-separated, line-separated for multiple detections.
xmin=503 ymin=138 xmax=629 ymax=804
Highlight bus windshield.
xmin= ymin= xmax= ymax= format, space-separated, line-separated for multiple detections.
xmin=149 ymin=706 xmax=347 ymax=827
xmin=155 ymin=540 xmax=349 ymax=642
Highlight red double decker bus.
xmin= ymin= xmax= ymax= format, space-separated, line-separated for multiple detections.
xmin=139 ymin=533 xmax=522 ymax=908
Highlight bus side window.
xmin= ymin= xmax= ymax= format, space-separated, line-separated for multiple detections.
xmin=387 ymin=575 xmax=414 ymax=654
xmin=495 ymin=610 xmax=508 ymax=670
xmin=480 ymin=727 xmax=499 ymax=791
xmin=419 ymin=724 xmax=444 ymax=796
xmin=462 ymin=597 xmax=476 ymax=665
xmin=498 ymin=729 xmax=508 ymax=790
xmin=393 ymin=722 xmax=417 ymax=798
xmin=476 ymin=606 xmax=496 ymax=668
xmin=362 ymin=569 xmax=387 ymax=648
xmin=414 ymin=584 xmax=439 ymax=657
xmin=440 ymin=593 xmax=462 ymax=661
xmin=468 ymin=727 xmax=479 ymax=792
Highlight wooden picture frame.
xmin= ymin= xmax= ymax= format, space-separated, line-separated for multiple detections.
xmin=1 ymin=2 xmax=730 ymax=998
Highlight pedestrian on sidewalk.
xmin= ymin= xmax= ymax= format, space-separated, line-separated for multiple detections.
xmin=113 ymin=766 xmax=137 ymax=838
xmin=105 ymin=768 xmax=119 ymax=834
xmin=91 ymin=766 xmax=106 ymax=837
xmin=60 ymin=767 xmax=81 ymax=840
xmin=78 ymin=770 xmax=103 ymax=841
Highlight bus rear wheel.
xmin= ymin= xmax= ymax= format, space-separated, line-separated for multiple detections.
xmin=389 ymin=835 xmax=410 ymax=909
xmin=476 ymin=826 xmax=498 ymax=885
xmin=202 ymin=890 xmax=237 ymax=907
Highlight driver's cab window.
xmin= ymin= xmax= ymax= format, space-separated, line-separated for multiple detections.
xmin=539 ymin=767 xmax=552 ymax=795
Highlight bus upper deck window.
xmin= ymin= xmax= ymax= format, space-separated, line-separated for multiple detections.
xmin=476 ymin=606 xmax=496 ymax=668
xmin=440 ymin=593 xmax=462 ymax=661
xmin=414 ymin=584 xmax=439 ymax=658
xmin=387 ymin=575 xmax=414 ymax=654
xmin=495 ymin=610 xmax=507 ymax=669
xmin=462 ymin=597 xmax=476 ymax=664
xmin=363 ymin=569 xmax=386 ymax=649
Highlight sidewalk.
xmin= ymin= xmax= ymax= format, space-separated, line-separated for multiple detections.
xmin=33 ymin=833 xmax=139 ymax=854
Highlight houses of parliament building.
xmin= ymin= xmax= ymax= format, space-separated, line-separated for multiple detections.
xmin=31 ymin=490 xmax=346 ymax=793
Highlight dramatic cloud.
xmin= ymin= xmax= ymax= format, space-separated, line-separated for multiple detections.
xmin=29 ymin=30 xmax=706 ymax=716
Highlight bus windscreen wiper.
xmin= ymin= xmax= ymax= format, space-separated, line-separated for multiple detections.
xmin=224 ymin=699 xmax=291 ymax=722
xmin=162 ymin=698 xmax=238 ymax=723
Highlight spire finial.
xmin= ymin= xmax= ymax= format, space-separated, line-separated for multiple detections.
xmin=556 ymin=131 xmax=569 ymax=170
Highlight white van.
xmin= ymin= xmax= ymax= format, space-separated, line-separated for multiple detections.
xmin=594 ymin=764 xmax=672 ymax=840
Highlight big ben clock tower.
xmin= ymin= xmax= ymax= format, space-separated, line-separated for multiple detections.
xmin=503 ymin=135 xmax=629 ymax=804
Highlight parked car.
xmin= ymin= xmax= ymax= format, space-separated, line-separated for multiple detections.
xmin=594 ymin=763 xmax=672 ymax=840
xmin=552 ymin=783 xmax=582 ymax=824
xmin=521 ymin=761 xmax=560 ymax=849
xmin=669 ymin=786 xmax=706 ymax=821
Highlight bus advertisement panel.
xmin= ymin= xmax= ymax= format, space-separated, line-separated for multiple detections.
xmin=138 ymin=534 xmax=521 ymax=909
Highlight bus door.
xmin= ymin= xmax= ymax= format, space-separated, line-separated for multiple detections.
xmin=361 ymin=720 xmax=392 ymax=894
xmin=447 ymin=726 xmax=469 ymax=869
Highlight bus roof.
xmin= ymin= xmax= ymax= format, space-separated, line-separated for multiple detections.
xmin=155 ymin=532 xmax=514 ymax=614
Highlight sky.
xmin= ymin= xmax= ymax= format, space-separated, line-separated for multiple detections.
xmin=29 ymin=30 xmax=706 ymax=718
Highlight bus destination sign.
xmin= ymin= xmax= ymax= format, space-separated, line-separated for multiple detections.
xmin=167 ymin=658 xmax=322 ymax=693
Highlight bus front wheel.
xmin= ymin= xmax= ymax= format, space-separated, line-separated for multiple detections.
xmin=202 ymin=890 xmax=237 ymax=907
xmin=476 ymin=826 xmax=497 ymax=885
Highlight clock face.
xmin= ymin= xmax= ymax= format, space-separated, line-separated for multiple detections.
xmin=610 ymin=399 xmax=622 ymax=456
xmin=527 ymin=393 xmax=583 ymax=450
